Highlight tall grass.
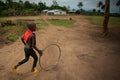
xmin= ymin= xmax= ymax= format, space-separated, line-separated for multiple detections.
xmin=85 ymin=16 xmax=120 ymax=27
xmin=47 ymin=19 xmax=75 ymax=28
xmin=35 ymin=19 xmax=48 ymax=29
xmin=0 ymin=19 xmax=48 ymax=42
xmin=7 ymin=34 xmax=19 ymax=42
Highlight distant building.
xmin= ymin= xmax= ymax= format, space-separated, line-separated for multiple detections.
xmin=68 ymin=10 xmax=76 ymax=14
xmin=41 ymin=9 xmax=49 ymax=14
xmin=45 ymin=9 xmax=66 ymax=15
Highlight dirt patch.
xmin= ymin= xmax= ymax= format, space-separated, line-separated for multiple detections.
xmin=0 ymin=15 xmax=120 ymax=80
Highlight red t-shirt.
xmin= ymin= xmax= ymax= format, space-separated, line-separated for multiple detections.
xmin=22 ymin=30 xmax=33 ymax=42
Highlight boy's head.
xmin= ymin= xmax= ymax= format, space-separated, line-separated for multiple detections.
xmin=27 ymin=22 xmax=36 ymax=31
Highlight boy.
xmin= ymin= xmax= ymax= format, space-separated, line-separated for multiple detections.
xmin=13 ymin=22 xmax=42 ymax=73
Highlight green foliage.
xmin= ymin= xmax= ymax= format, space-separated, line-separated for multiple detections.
xmin=0 ymin=0 xmax=5 ymax=13
xmin=116 ymin=0 xmax=120 ymax=12
xmin=86 ymin=16 xmax=103 ymax=25
xmin=0 ymin=0 xmax=119 ymax=17
xmin=24 ymin=1 xmax=32 ymax=9
xmin=8 ymin=8 xmax=15 ymax=16
xmin=0 ymin=0 xmax=69 ymax=16
xmin=23 ymin=9 xmax=34 ymax=15
xmin=47 ymin=19 xmax=75 ymax=28
xmin=7 ymin=34 xmax=19 ymax=41
xmin=37 ymin=2 xmax=46 ymax=12
xmin=1 ymin=10 xmax=9 ymax=16
xmin=0 ymin=19 xmax=48 ymax=42
xmin=97 ymin=1 xmax=105 ymax=12
xmin=52 ymin=0 xmax=58 ymax=6
xmin=77 ymin=2 xmax=83 ymax=10
xmin=85 ymin=16 xmax=120 ymax=27
xmin=3 ymin=25 xmax=26 ymax=35
xmin=109 ymin=17 xmax=120 ymax=26
xmin=116 ymin=0 xmax=120 ymax=6
xmin=97 ymin=1 xmax=103 ymax=7
xmin=35 ymin=19 xmax=48 ymax=29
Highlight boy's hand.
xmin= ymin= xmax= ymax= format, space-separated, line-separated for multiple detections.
xmin=38 ymin=50 xmax=43 ymax=56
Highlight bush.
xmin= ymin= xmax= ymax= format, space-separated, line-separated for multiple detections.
xmin=7 ymin=34 xmax=19 ymax=42
xmin=47 ymin=19 xmax=75 ymax=28
xmin=23 ymin=9 xmax=34 ymax=15
xmin=35 ymin=19 xmax=48 ymax=29
xmin=1 ymin=10 xmax=9 ymax=16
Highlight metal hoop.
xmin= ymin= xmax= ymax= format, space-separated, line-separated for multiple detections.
xmin=39 ymin=44 xmax=61 ymax=71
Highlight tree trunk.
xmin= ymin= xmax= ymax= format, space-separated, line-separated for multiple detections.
xmin=102 ymin=0 xmax=110 ymax=36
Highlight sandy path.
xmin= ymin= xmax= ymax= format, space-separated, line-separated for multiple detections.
xmin=0 ymin=15 xmax=120 ymax=80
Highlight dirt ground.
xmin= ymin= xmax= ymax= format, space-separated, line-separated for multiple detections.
xmin=0 ymin=15 xmax=120 ymax=80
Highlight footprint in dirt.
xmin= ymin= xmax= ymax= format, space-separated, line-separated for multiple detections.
xmin=0 ymin=65 xmax=5 ymax=71
xmin=77 ymin=54 xmax=96 ymax=62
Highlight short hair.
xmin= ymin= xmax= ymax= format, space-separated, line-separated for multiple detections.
xmin=27 ymin=21 xmax=36 ymax=31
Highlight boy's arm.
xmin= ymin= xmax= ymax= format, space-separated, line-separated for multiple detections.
xmin=21 ymin=38 xmax=26 ymax=45
xmin=31 ymin=34 xmax=42 ymax=56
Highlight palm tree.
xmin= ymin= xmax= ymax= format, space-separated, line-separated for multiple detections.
xmin=52 ymin=0 xmax=58 ymax=6
xmin=6 ymin=0 xmax=13 ymax=8
xmin=97 ymin=1 xmax=103 ymax=12
xmin=77 ymin=2 xmax=83 ymax=10
xmin=116 ymin=0 xmax=120 ymax=12
xmin=102 ymin=0 xmax=110 ymax=36
xmin=101 ymin=5 xmax=105 ymax=10
xmin=51 ymin=0 xmax=59 ymax=9
xmin=93 ymin=9 xmax=96 ymax=12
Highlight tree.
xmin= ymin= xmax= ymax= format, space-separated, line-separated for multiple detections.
xmin=5 ymin=0 xmax=13 ymax=8
xmin=19 ymin=0 xmax=24 ymax=9
xmin=93 ymin=8 xmax=96 ymax=13
xmin=31 ymin=2 xmax=38 ymax=10
xmin=0 ymin=0 xmax=5 ymax=16
xmin=50 ymin=0 xmax=59 ymax=9
xmin=116 ymin=0 xmax=120 ymax=12
xmin=60 ymin=6 xmax=69 ymax=12
xmin=52 ymin=0 xmax=58 ymax=6
xmin=97 ymin=1 xmax=105 ymax=12
xmin=24 ymin=1 xmax=32 ymax=9
xmin=97 ymin=1 xmax=103 ymax=7
xmin=0 ymin=0 xmax=5 ymax=11
xmin=37 ymin=2 xmax=46 ymax=12
xmin=18 ymin=0 xmax=24 ymax=15
xmin=12 ymin=2 xmax=20 ymax=15
xmin=101 ymin=5 xmax=105 ymax=10
xmin=77 ymin=2 xmax=83 ymax=10
xmin=102 ymin=0 xmax=110 ymax=36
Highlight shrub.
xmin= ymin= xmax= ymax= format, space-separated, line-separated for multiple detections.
xmin=23 ymin=9 xmax=34 ymax=15
xmin=47 ymin=19 xmax=75 ymax=28
xmin=1 ymin=10 xmax=9 ymax=16
xmin=7 ymin=34 xmax=19 ymax=42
